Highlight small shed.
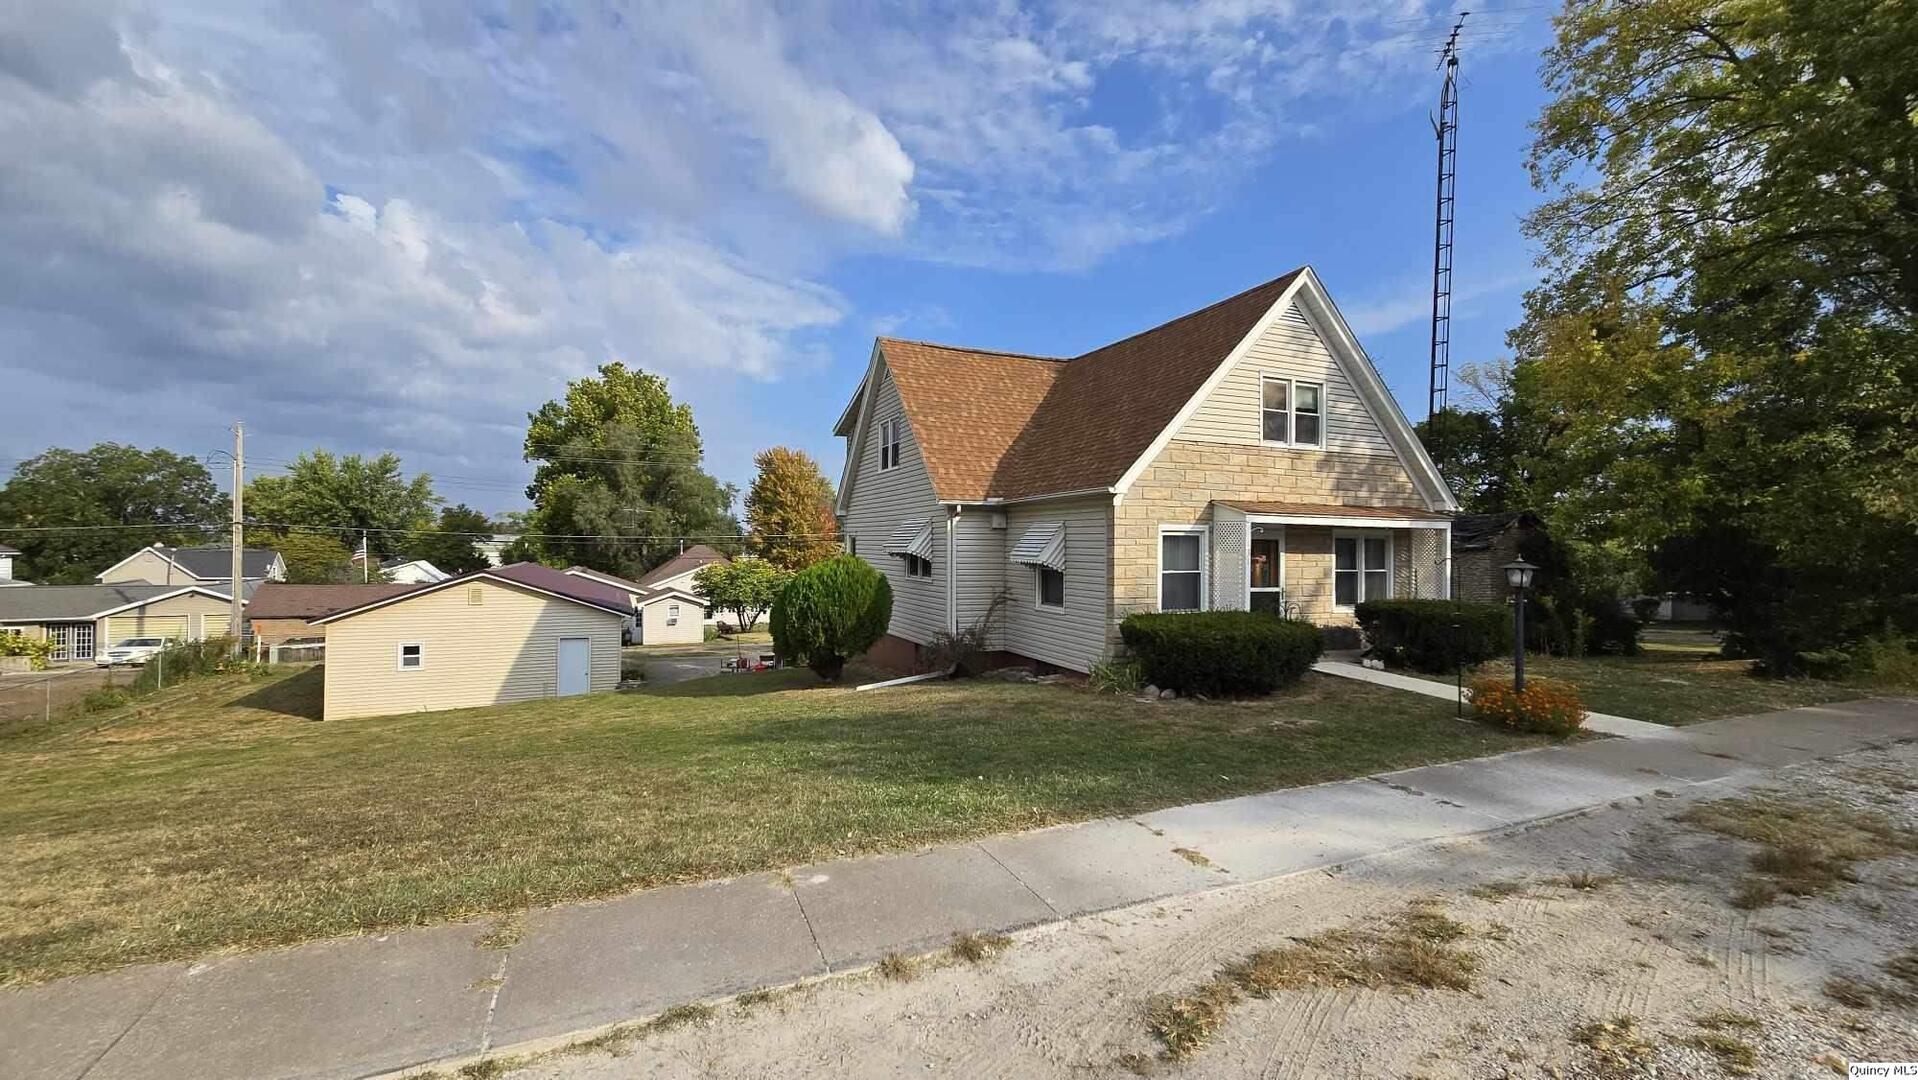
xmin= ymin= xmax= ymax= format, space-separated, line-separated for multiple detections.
xmin=312 ymin=562 xmax=631 ymax=722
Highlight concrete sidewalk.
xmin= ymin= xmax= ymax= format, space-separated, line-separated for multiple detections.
xmin=1312 ymin=659 xmax=1682 ymax=739
xmin=6 ymin=698 xmax=1914 ymax=1080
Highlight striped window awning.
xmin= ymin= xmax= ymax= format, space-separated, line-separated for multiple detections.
xmin=886 ymin=518 xmax=936 ymax=559
xmin=1008 ymin=522 xmax=1066 ymax=570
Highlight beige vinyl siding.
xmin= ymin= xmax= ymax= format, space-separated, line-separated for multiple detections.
xmin=99 ymin=548 xmax=192 ymax=585
xmin=99 ymin=593 xmax=234 ymax=645
xmin=645 ymin=569 xmax=722 ymax=623
xmin=950 ymin=511 xmax=1005 ymax=648
xmin=1000 ymin=497 xmax=1112 ymax=672
xmin=1181 ymin=302 xmax=1396 ymax=456
xmin=322 ymin=579 xmax=623 ymax=722
xmin=839 ymin=365 xmax=946 ymax=645
xmin=639 ymin=594 xmax=703 ymax=644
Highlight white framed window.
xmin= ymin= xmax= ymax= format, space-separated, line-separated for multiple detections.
xmin=903 ymin=554 xmax=933 ymax=578
xmin=667 ymin=603 xmax=680 ymax=626
xmin=1261 ymin=377 xmax=1324 ymax=448
xmin=1157 ymin=526 xmax=1208 ymax=612
xmin=397 ymin=642 xmax=425 ymax=670
xmin=1333 ymin=532 xmax=1392 ymax=607
xmin=878 ymin=416 xmax=902 ymax=470
xmin=1036 ymin=565 xmax=1065 ymax=608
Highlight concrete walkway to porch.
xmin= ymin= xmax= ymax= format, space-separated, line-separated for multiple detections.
xmin=5 ymin=697 xmax=1913 ymax=1080
xmin=1312 ymin=658 xmax=1682 ymax=739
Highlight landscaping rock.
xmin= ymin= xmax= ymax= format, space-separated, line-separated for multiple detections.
xmin=1141 ymin=684 xmax=1160 ymax=698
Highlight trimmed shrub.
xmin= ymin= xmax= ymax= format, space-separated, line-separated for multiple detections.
xmin=1355 ymin=599 xmax=1511 ymax=674
xmin=770 ymin=554 xmax=893 ymax=681
xmin=1469 ymin=675 xmax=1585 ymax=736
xmin=0 ymin=633 xmax=57 ymax=670
xmin=1118 ymin=612 xmax=1322 ymax=697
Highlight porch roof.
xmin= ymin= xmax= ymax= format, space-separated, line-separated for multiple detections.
xmin=1214 ymin=500 xmax=1453 ymax=525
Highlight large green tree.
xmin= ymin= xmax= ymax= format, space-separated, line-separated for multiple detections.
xmin=1514 ymin=0 xmax=1918 ymax=671
xmin=519 ymin=363 xmax=740 ymax=577
xmin=407 ymin=504 xmax=493 ymax=575
xmin=0 ymin=444 xmax=226 ymax=583
xmin=246 ymin=451 xmax=439 ymax=557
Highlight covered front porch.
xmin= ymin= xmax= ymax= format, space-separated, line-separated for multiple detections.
xmin=1208 ymin=501 xmax=1452 ymax=625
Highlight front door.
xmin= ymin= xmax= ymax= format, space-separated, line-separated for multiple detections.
xmin=556 ymin=636 xmax=592 ymax=696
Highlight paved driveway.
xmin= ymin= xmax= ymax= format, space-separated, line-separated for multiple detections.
xmin=625 ymin=641 xmax=780 ymax=687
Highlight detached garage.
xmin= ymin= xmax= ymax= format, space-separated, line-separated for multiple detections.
xmin=313 ymin=562 xmax=632 ymax=722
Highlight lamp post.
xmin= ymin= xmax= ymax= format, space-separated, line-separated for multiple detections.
xmin=1503 ymin=559 xmax=1537 ymax=691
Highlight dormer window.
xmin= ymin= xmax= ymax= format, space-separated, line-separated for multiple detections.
xmin=878 ymin=416 xmax=902 ymax=470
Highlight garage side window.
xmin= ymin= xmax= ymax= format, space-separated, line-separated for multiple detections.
xmin=397 ymin=642 xmax=424 ymax=671
xmin=667 ymin=604 xmax=681 ymax=626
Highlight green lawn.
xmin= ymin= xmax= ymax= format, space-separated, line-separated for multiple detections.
xmin=1454 ymin=649 xmax=1869 ymax=726
xmin=0 ymin=665 xmax=1560 ymax=986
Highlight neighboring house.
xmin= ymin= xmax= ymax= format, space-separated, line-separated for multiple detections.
xmin=0 ymin=584 xmax=240 ymax=661
xmin=1449 ymin=511 xmax=1546 ymax=605
xmin=475 ymin=534 xmax=518 ymax=568
xmin=97 ymin=544 xmax=286 ymax=587
xmin=312 ymin=562 xmax=630 ymax=722
xmin=832 ymin=266 xmax=1458 ymax=674
xmin=562 ymin=566 xmax=706 ymax=645
xmin=634 ymin=545 xmax=730 ymax=626
xmin=247 ymin=582 xmax=423 ymax=645
xmin=0 ymin=543 xmax=30 ymax=587
xmin=350 ymin=554 xmax=450 ymax=584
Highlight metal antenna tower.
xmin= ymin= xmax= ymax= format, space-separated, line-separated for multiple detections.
xmin=1428 ymin=12 xmax=1467 ymax=419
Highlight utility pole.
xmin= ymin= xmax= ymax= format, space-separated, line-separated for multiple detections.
xmin=229 ymin=422 xmax=244 ymax=655
xmin=1428 ymin=11 xmax=1467 ymax=420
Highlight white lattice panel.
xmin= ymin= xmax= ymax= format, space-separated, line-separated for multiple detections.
xmin=1211 ymin=519 xmax=1248 ymax=610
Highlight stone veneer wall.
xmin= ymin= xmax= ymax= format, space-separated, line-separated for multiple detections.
xmin=1111 ymin=440 xmax=1433 ymax=643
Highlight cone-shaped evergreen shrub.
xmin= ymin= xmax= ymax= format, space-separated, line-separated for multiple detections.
xmin=770 ymin=554 xmax=893 ymax=681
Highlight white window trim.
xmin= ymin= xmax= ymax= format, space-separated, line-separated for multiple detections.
xmin=1259 ymin=375 xmax=1326 ymax=449
xmin=397 ymin=641 xmax=425 ymax=671
xmin=1246 ymin=522 xmax=1287 ymax=609
xmin=878 ymin=416 xmax=902 ymax=471
xmin=666 ymin=603 xmax=680 ymax=626
xmin=1156 ymin=524 xmax=1209 ymax=613
xmin=1034 ymin=564 xmax=1066 ymax=611
xmin=1331 ymin=530 xmax=1394 ymax=609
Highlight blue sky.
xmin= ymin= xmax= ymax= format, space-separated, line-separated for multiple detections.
xmin=0 ymin=1 xmax=1557 ymax=519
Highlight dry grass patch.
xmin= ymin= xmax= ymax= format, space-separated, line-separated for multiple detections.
xmin=948 ymin=931 xmax=1012 ymax=965
xmin=1142 ymin=902 xmax=1479 ymax=1061
xmin=1685 ymin=1031 xmax=1758 ymax=1075
xmin=475 ymin=915 xmax=522 ymax=951
xmin=1694 ymin=1009 xmax=1761 ymax=1031
xmin=2 ymin=668 xmax=1553 ymax=985
xmin=1571 ymin=1015 xmax=1657 ymax=1078
xmin=875 ymin=952 xmax=916 ymax=981
xmin=1677 ymin=794 xmax=1916 ymax=908
xmin=1468 ymin=879 xmax=1527 ymax=902
xmin=1556 ymin=869 xmax=1617 ymax=891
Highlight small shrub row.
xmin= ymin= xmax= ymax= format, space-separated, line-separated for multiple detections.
xmin=1354 ymin=599 xmax=1511 ymax=674
xmin=0 ymin=634 xmax=58 ymax=670
xmin=1119 ymin=611 xmax=1322 ymax=697
xmin=1468 ymin=675 xmax=1585 ymax=736
xmin=128 ymin=637 xmax=248 ymax=693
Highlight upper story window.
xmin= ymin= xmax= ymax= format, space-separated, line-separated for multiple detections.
xmin=1261 ymin=377 xmax=1324 ymax=448
xmin=878 ymin=416 xmax=902 ymax=470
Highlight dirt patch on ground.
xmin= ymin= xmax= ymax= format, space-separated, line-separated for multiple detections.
xmin=496 ymin=743 xmax=1918 ymax=1079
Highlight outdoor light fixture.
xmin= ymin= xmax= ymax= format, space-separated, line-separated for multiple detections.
xmin=1502 ymin=559 xmax=1537 ymax=691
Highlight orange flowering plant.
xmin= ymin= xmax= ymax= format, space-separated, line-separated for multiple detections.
xmin=1468 ymin=675 xmax=1586 ymax=736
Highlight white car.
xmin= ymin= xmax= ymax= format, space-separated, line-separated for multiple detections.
xmin=96 ymin=638 xmax=169 ymax=667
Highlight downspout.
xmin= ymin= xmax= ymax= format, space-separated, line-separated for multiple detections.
xmin=945 ymin=505 xmax=959 ymax=635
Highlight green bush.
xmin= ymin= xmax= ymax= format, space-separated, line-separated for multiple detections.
xmin=81 ymin=687 xmax=132 ymax=714
xmin=0 ymin=633 xmax=57 ymax=670
xmin=1355 ymin=599 xmax=1512 ymax=674
xmin=770 ymin=555 xmax=893 ymax=681
xmin=128 ymin=637 xmax=246 ymax=693
xmin=1088 ymin=656 xmax=1144 ymax=695
xmin=1118 ymin=612 xmax=1322 ymax=697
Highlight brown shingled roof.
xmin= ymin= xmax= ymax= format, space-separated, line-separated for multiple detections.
xmin=874 ymin=269 xmax=1303 ymax=502
xmin=247 ymin=583 xmax=422 ymax=620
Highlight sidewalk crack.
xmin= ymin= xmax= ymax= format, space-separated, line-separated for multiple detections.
xmin=786 ymin=879 xmax=831 ymax=974
xmin=77 ymin=965 xmax=184 ymax=1080
xmin=976 ymin=841 xmax=1061 ymax=920
xmin=476 ymin=950 xmax=511 ymax=1056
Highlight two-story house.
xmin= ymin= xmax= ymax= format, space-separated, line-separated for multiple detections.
xmin=832 ymin=267 xmax=1457 ymax=674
